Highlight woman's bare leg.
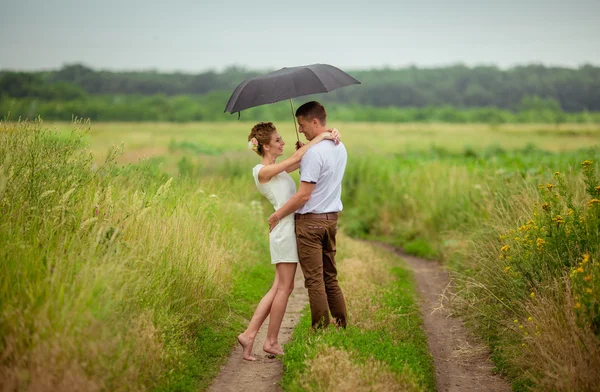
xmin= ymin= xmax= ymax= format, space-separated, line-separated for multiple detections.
xmin=238 ymin=270 xmax=280 ymax=361
xmin=263 ymin=263 xmax=297 ymax=356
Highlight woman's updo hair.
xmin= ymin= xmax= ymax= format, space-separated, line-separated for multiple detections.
xmin=248 ymin=122 xmax=276 ymax=156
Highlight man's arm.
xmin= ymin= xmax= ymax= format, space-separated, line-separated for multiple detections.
xmin=268 ymin=181 xmax=315 ymax=231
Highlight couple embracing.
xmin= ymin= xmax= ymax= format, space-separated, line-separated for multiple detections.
xmin=237 ymin=101 xmax=348 ymax=361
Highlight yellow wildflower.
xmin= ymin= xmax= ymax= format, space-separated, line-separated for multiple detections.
xmin=518 ymin=224 xmax=531 ymax=232
xmin=586 ymin=288 xmax=593 ymax=294
xmin=546 ymin=183 xmax=555 ymax=190
xmin=521 ymin=343 xmax=526 ymax=347
xmin=554 ymin=172 xmax=561 ymax=177
xmin=584 ymin=275 xmax=592 ymax=282
xmin=536 ymin=238 xmax=546 ymax=248
xmin=542 ymin=203 xmax=551 ymax=212
xmin=519 ymin=325 xmax=524 ymax=329
xmin=514 ymin=319 xmax=518 ymax=323
xmin=527 ymin=316 xmax=533 ymax=322
xmin=577 ymin=266 xmax=584 ymax=273
xmin=574 ymin=302 xmax=582 ymax=309
xmin=581 ymin=160 xmax=593 ymax=168
xmin=501 ymin=245 xmax=510 ymax=252
xmin=566 ymin=208 xmax=574 ymax=216
xmin=552 ymin=215 xmax=564 ymax=225
xmin=582 ymin=254 xmax=590 ymax=264
xmin=596 ymin=185 xmax=600 ymax=194
xmin=538 ymin=184 xmax=544 ymax=190
xmin=530 ymin=292 xmax=535 ymax=299
xmin=588 ymin=199 xmax=600 ymax=207
xmin=504 ymin=266 xmax=511 ymax=273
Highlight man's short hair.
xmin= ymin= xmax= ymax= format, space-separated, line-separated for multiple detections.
xmin=295 ymin=101 xmax=326 ymax=125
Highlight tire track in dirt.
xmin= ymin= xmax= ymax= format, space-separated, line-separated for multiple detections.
xmin=377 ymin=243 xmax=511 ymax=392
xmin=206 ymin=268 xmax=307 ymax=392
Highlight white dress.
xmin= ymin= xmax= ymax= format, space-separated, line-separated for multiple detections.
xmin=252 ymin=164 xmax=299 ymax=264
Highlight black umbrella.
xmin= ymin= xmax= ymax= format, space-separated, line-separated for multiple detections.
xmin=224 ymin=63 xmax=360 ymax=141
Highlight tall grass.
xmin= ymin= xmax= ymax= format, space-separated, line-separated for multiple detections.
xmin=453 ymin=161 xmax=600 ymax=390
xmin=341 ymin=148 xmax=600 ymax=390
xmin=0 ymin=119 xmax=272 ymax=390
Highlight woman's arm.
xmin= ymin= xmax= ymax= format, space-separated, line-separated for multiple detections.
xmin=257 ymin=132 xmax=335 ymax=184
xmin=285 ymin=161 xmax=301 ymax=173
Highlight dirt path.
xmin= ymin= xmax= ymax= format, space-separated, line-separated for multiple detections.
xmin=378 ymin=243 xmax=511 ymax=392
xmin=207 ymin=243 xmax=512 ymax=392
xmin=207 ymin=268 xmax=308 ymax=392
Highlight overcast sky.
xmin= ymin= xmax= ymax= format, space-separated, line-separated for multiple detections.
xmin=1 ymin=0 xmax=599 ymax=72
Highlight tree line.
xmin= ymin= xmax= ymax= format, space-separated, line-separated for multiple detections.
xmin=2 ymin=63 xmax=600 ymax=110
xmin=3 ymin=93 xmax=599 ymax=124
xmin=1 ymin=63 xmax=599 ymax=122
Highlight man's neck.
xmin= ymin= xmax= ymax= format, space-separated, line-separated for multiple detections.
xmin=313 ymin=127 xmax=328 ymax=137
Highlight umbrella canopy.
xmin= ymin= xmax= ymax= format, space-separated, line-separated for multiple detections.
xmin=224 ymin=63 xmax=361 ymax=114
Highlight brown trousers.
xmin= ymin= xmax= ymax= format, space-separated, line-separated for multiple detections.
xmin=295 ymin=216 xmax=347 ymax=329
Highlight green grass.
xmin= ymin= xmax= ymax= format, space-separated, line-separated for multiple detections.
xmin=0 ymin=119 xmax=280 ymax=391
xmin=158 ymin=261 xmax=274 ymax=391
xmin=281 ymin=244 xmax=435 ymax=391
xmin=338 ymin=148 xmax=600 ymax=390
xmin=5 ymin=118 xmax=600 ymax=391
xmin=46 ymin=121 xmax=600 ymax=162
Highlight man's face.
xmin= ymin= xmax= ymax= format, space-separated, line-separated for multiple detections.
xmin=297 ymin=116 xmax=317 ymax=141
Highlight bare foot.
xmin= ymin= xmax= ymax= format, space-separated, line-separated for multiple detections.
xmin=263 ymin=340 xmax=284 ymax=356
xmin=237 ymin=334 xmax=256 ymax=361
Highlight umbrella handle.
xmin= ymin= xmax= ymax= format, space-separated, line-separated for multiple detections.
xmin=289 ymin=99 xmax=299 ymax=143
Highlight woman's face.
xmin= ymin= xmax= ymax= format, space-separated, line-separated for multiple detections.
xmin=265 ymin=131 xmax=285 ymax=157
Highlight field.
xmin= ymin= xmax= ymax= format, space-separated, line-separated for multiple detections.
xmin=74 ymin=121 xmax=600 ymax=156
xmin=1 ymin=119 xmax=600 ymax=391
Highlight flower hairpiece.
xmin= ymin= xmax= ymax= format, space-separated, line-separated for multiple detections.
xmin=248 ymin=137 xmax=259 ymax=152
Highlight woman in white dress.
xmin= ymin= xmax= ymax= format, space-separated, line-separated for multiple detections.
xmin=237 ymin=121 xmax=339 ymax=361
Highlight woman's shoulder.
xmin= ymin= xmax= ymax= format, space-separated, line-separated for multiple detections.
xmin=252 ymin=164 xmax=266 ymax=180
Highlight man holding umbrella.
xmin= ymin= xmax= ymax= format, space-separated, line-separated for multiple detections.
xmin=268 ymin=101 xmax=348 ymax=329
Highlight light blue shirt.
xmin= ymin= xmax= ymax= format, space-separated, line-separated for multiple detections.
xmin=297 ymin=140 xmax=347 ymax=214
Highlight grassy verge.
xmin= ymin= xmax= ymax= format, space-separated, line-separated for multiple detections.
xmin=0 ymin=119 xmax=276 ymax=391
xmin=340 ymin=149 xmax=600 ymax=390
xmin=448 ymin=162 xmax=600 ymax=391
xmin=281 ymin=236 xmax=435 ymax=392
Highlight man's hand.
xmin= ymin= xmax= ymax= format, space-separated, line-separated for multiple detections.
xmin=268 ymin=212 xmax=281 ymax=232
xmin=295 ymin=140 xmax=305 ymax=150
